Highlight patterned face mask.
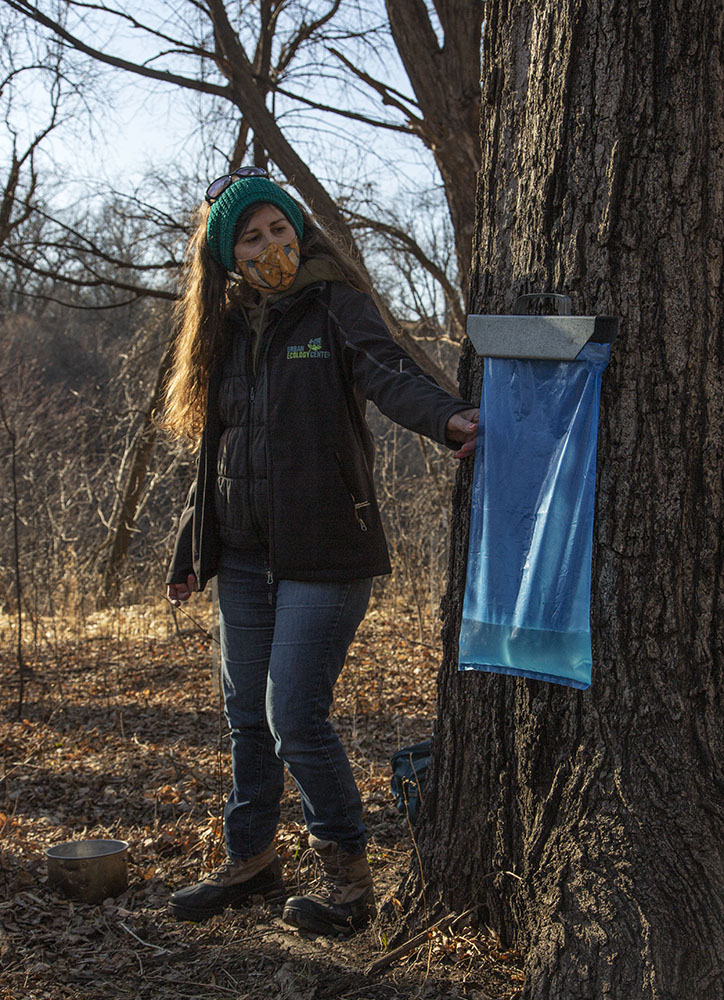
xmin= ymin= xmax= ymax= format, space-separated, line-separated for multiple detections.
xmin=235 ymin=237 xmax=301 ymax=291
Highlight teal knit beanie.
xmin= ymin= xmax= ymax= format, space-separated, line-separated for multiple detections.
xmin=206 ymin=177 xmax=304 ymax=271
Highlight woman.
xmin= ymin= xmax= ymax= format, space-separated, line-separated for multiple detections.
xmin=164 ymin=167 xmax=478 ymax=936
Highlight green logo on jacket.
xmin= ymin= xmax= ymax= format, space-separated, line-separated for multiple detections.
xmin=287 ymin=337 xmax=331 ymax=360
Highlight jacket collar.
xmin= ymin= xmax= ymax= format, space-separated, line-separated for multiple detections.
xmin=267 ymin=280 xmax=325 ymax=317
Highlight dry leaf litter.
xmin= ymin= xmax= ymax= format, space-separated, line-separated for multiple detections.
xmin=1 ymin=597 xmax=524 ymax=999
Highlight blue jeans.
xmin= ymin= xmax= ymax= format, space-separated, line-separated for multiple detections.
xmin=217 ymin=547 xmax=372 ymax=860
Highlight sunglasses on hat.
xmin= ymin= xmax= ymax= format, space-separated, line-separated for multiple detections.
xmin=205 ymin=165 xmax=269 ymax=204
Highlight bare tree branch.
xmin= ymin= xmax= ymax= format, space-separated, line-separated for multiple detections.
xmin=275 ymin=0 xmax=342 ymax=77
xmin=349 ymin=211 xmax=465 ymax=338
xmin=9 ymin=288 xmax=144 ymax=309
xmin=0 ymin=249 xmax=177 ymax=300
xmin=28 ymin=206 xmax=182 ymax=271
xmin=59 ymin=0 xmax=214 ymax=58
xmin=1 ymin=89 xmax=60 ymax=247
xmin=267 ymin=81 xmax=415 ymax=134
xmin=327 ymin=45 xmax=428 ymax=134
xmin=4 ymin=0 xmax=231 ymax=99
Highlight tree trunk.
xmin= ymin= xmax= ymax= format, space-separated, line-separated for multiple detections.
xmin=386 ymin=0 xmax=482 ymax=298
xmin=395 ymin=3 xmax=724 ymax=997
xmin=98 ymin=334 xmax=176 ymax=605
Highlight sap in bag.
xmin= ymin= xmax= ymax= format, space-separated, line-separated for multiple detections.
xmin=459 ymin=342 xmax=610 ymax=689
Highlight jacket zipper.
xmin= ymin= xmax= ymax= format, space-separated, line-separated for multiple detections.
xmin=245 ymin=336 xmax=266 ymax=547
xmin=250 ymin=283 xmax=326 ymax=581
xmin=261 ymin=314 xmax=283 ymax=579
xmin=246 ymin=337 xmax=276 ymax=603
xmin=257 ymin=293 xmax=311 ymax=578
xmin=334 ymin=451 xmax=370 ymax=531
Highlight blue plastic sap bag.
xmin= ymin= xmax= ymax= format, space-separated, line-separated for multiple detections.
xmin=459 ymin=342 xmax=610 ymax=689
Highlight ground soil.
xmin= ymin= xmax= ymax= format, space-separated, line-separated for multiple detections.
xmin=0 ymin=597 xmax=524 ymax=999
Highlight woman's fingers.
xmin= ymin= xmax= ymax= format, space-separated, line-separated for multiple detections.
xmin=447 ymin=408 xmax=480 ymax=459
xmin=453 ymin=438 xmax=477 ymax=460
xmin=446 ymin=409 xmax=479 ymax=439
xmin=447 ymin=409 xmax=480 ymax=456
xmin=167 ymin=585 xmax=186 ymax=605
xmin=167 ymin=575 xmax=198 ymax=605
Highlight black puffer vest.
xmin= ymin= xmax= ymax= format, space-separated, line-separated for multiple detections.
xmin=215 ymin=325 xmax=269 ymax=550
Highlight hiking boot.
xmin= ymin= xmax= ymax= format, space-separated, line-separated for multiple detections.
xmin=168 ymin=843 xmax=285 ymax=922
xmin=282 ymin=836 xmax=375 ymax=937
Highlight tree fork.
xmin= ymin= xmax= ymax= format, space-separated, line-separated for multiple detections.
xmin=391 ymin=2 xmax=724 ymax=998
xmin=385 ymin=0 xmax=482 ymax=298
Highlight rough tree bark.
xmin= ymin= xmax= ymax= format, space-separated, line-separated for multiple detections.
xmin=395 ymin=3 xmax=724 ymax=998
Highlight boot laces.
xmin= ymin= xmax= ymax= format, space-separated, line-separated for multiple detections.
xmin=205 ymin=858 xmax=244 ymax=884
xmin=294 ymin=847 xmax=348 ymax=903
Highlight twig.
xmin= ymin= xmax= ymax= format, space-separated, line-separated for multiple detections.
xmin=118 ymin=921 xmax=169 ymax=955
xmin=366 ymin=908 xmax=474 ymax=974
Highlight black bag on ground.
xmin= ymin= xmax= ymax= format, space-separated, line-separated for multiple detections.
xmin=390 ymin=740 xmax=431 ymax=824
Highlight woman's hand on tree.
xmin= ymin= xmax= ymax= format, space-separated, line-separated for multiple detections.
xmin=447 ymin=408 xmax=480 ymax=459
xmin=167 ymin=574 xmax=198 ymax=606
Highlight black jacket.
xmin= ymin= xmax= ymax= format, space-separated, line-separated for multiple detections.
xmin=167 ymin=281 xmax=471 ymax=588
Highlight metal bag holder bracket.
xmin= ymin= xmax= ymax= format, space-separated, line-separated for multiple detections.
xmin=467 ymin=293 xmax=618 ymax=360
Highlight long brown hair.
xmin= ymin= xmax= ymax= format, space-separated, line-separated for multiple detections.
xmin=161 ymin=199 xmax=370 ymax=444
